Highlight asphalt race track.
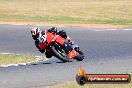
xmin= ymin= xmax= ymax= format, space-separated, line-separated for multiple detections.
xmin=0 ymin=24 xmax=132 ymax=88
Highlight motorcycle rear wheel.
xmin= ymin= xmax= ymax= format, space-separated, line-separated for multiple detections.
xmin=51 ymin=45 xmax=69 ymax=62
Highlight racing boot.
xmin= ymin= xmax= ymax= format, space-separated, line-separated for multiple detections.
xmin=45 ymin=51 xmax=52 ymax=58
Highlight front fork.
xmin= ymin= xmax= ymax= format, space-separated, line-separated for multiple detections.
xmin=66 ymin=44 xmax=79 ymax=59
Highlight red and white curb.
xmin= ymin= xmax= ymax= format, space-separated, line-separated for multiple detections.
xmin=0 ymin=53 xmax=48 ymax=67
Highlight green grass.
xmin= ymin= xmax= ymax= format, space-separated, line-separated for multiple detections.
xmin=0 ymin=54 xmax=36 ymax=65
xmin=0 ymin=0 xmax=132 ymax=24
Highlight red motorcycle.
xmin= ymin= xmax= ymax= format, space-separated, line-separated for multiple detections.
xmin=39 ymin=30 xmax=84 ymax=62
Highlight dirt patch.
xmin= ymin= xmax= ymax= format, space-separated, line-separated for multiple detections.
xmin=0 ymin=21 xmax=131 ymax=28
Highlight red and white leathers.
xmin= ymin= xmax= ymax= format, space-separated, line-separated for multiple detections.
xmin=38 ymin=30 xmax=65 ymax=50
xmin=38 ymin=30 xmax=48 ymax=50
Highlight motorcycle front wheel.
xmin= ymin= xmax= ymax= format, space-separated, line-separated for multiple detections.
xmin=75 ymin=51 xmax=84 ymax=61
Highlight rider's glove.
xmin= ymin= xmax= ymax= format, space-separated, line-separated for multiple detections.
xmin=68 ymin=39 xmax=74 ymax=45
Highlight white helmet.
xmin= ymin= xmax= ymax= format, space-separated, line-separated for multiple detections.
xmin=31 ymin=27 xmax=40 ymax=36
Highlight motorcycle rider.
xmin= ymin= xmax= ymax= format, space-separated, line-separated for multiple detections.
xmin=31 ymin=27 xmax=79 ymax=58
xmin=31 ymin=27 xmax=45 ymax=53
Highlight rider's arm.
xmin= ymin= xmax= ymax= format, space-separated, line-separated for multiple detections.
xmin=35 ymin=39 xmax=39 ymax=48
xmin=67 ymin=36 xmax=74 ymax=45
xmin=35 ymin=36 xmax=45 ymax=53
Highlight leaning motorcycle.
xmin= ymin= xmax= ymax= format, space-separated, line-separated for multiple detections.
xmin=38 ymin=30 xmax=84 ymax=62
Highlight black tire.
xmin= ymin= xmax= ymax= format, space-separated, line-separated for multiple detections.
xmin=75 ymin=51 xmax=84 ymax=61
xmin=76 ymin=75 xmax=87 ymax=85
xmin=51 ymin=45 xmax=69 ymax=62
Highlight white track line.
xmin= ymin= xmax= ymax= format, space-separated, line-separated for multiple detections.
xmin=122 ymin=29 xmax=132 ymax=31
xmin=93 ymin=29 xmax=105 ymax=31
xmin=18 ymin=63 xmax=27 ymax=65
xmin=90 ymin=29 xmax=118 ymax=31
xmin=0 ymin=53 xmax=12 ymax=55
xmin=91 ymin=28 xmax=132 ymax=31
xmin=106 ymin=29 xmax=118 ymax=30
xmin=35 ymin=56 xmax=42 ymax=58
